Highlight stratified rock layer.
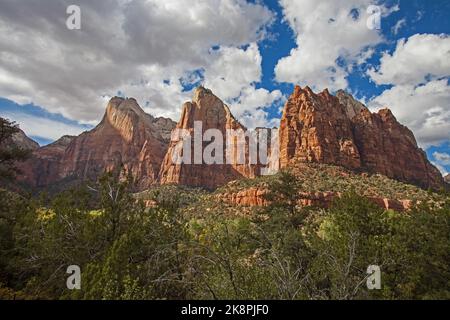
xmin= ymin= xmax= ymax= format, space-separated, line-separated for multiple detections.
xmin=159 ymin=87 xmax=265 ymax=189
xmin=217 ymin=187 xmax=413 ymax=212
xmin=279 ymin=86 xmax=444 ymax=189
xmin=19 ymin=97 xmax=176 ymax=190
xmin=11 ymin=129 xmax=39 ymax=151
xmin=18 ymin=135 xmax=75 ymax=188
xmin=17 ymin=86 xmax=443 ymax=192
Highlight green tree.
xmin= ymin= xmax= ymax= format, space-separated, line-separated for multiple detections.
xmin=0 ymin=117 xmax=31 ymax=181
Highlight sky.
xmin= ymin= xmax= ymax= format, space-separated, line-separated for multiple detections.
xmin=0 ymin=0 xmax=449 ymax=175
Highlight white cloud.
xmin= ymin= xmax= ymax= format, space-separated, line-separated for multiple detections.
xmin=204 ymin=43 xmax=262 ymax=100
xmin=369 ymin=79 xmax=450 ymax=147
xmin=0 ymin=0 xmax=274 ymax=125
xmin=368 ymin=34 xmax=450 ymax=148
xmin=431 ymin=161 xmax=448 ymax=176
xmin=392 ymin=18 xmax=406 ymax=35
xmin=433 ymin=151 xmax=450 ymax=166
xmin=368 ymin=34 xmax=450 ymax=86
xmin=274 ymin=0 xmax=391 ymax=91
xmin=202 ymin=43 xmax=283 ymax=129
xmin=229 ymin=86 xmax=284 ymax=129
xmin=0 ymin=112 xmax=88 ymax=142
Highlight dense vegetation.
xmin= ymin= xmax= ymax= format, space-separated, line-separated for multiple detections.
xmin=0 ymin=118 xmax=31 ymax=182
xmin=0 ymin=118 xmax=449 ymax=300
xmin=0 ymin=169 xmax=449 ymax=300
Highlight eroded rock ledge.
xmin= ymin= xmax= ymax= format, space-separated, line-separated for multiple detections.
xmin=216 ymin=187 xmax=414 ymax=212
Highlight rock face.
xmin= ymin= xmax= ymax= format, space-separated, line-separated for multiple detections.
xmin=18 ymin=135 xmax=75 ymax=188
xmin=19 ymin=97 xmax=176 ymax=190
xmin=445 ymin=174 xmax=450 ymax=184
xmin=159 ymin=87 xmax=266 ymax=189
xmin=279 ymin=86 xmax=361 ymax=170
xmin=217 ymin=187 xmax=413 ymax=212
xmin=10 ymin=129 xmax=39 ymax=151
xmin=16 ymin=86 xmax=443 ymax=192
xmin=279 ymin=86 xmax=444 ymax=190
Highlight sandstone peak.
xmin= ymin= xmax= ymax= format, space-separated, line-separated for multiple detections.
xmin=159 ymin=87 xmax=262 ymax=189
xmin=336 ymin=90 xmax=369 ymax=119
xmin=16 ymin=135 xmax=76 ymax=188
xmin=19 ymin=97 xmax=176 ymax=191
xmin=105 ymin=96 xmax=149 ymax=123
xmin=280 ymin=86 xmax=444 ymax=189
xmin=16 ymin=86 xmax=444 ymax=192
xmin=45 ymin=135 xmax=76 ymax=150
xmin=193 ymin=86 xmax=214 ymax=103
xmin=293 ymin=85 xmax=315 ymax=96
xmin=321 ymin=88 xmax=331 ymax=96
xmin=377 ymin=108 xmax=397 ymax=121
xmin=11 ymin=128 xmax=39 ymax=151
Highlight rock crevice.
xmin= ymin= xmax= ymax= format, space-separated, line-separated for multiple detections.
xmin=279 ymin=86 xmax=444 ymax=189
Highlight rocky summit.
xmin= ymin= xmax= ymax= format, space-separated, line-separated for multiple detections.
xmin=10 ymin=128 xmax=39 ymax=151
xmin=159 ymin=86 xmax=263 ymax=189
xmin=18 ymin=97 xmax=176 ymax=190
xmin=15 ymin=85 xmax=445 ymax=191
xmin=279 ymin=86 xmax=444 ymax=190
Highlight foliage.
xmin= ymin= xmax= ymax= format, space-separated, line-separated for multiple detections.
xmin=0 ymin=117 xmax=31 ymax=181
xmin=0 ymin=170 xmax=448 ymax=300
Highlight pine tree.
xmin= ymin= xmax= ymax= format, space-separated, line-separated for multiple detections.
xmin=0 ymin=117 xmax=31 ymax=180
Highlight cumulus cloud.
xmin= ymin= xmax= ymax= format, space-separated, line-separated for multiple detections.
xmin=274 ymin=0 xmax=392 ymax=91
xmin=0 ymin=111 xmax=89 ymax=142
xmin=228 ymin=86 xmax=284 ymax=129
xmin=368 ymin=34 xmax=450 ymax=148
xmin=201 ymin=42 xmax=283 ymax=129
xmin=368 ymin=34 xmax=450 ymax=86
xmin=204 ymin=43 xmax=262 ymax=100
xmin=0 ymin=0 xmax=276 ymax=126
xmin=369 ymin=79 xmax=450 ymax=147
xmin=433 ymin=151 xmax=450 ymax=166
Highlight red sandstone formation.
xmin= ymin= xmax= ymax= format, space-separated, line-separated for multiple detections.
xmin=18 ymin=97 xmax=175 ymax=190
xmin=279 ymin=86 xmax=444 ymax=189
xmin=159 ymin=87 xmax=270 ymax=189
xmin=217 ymin=187 xmax=413 ymax=212
xmin=17 ymin=135 xmax=75 ymax=188
xmin=16 ymin=85 xmax=443 ymax=193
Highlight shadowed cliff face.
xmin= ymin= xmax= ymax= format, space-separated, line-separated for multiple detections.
xmin=18 ymin=97 xmax=176 ymax=191
xmin=279 ymin=86 xmax=444 ymax=190
xmin=17 ymin=135 xmax=75 ymax=188
xmin=16 ymin=86 xmax=444 ymax=192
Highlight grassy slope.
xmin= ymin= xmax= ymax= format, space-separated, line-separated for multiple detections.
xmin=136 ymin=163 xmax=447 ymax=218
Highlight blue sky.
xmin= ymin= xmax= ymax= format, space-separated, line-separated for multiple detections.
xmin=0 ymin=0 xmax=449 ymax=175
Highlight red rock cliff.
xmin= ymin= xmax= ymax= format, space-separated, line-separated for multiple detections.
xmin=17 ymin=135 xmax=75 ymax=188
xmin=159 ymin=87 xmax=268 ymax=189
xmin=279 ymin=86 xmax=444 ymax=189
xmin=19 ymin=97 xmax=175 ymax=190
